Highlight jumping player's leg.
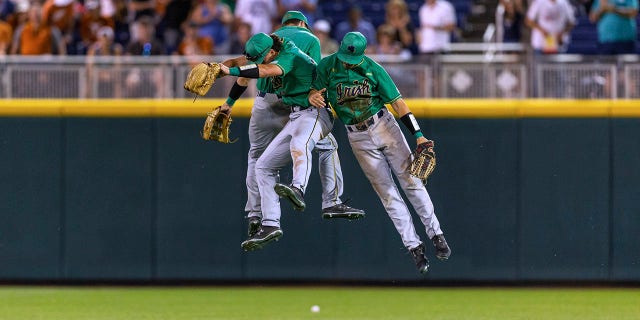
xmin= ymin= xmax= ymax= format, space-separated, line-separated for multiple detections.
xmin=289 ymin=107 xmax=333 ymax=194
xmin=376 ymin=111 xmax=450 ymax=261
xmin=242 ymin=126 xmax=295 ymax=251
xmin=314 ymin=133 xmax=366 ymax=219
xmin=245 ymin=94 xmax=289 ymax=219
xmin=378 ymin=115 xmax=443 ymax=240
xmin=313 ymin=133 xmax=343 ymax=208
xmin=255 ymin=124 xmax=296 ymax=228
xmin=347 ymin=129 xmax=422 ymax=250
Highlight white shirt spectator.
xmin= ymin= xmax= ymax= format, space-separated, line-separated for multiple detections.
xmin=526 ymin=0 xmax=576 ymax=51
xmin=418 ymin=0 xmax=456 ymax=53
xmin=234 ymin=0 xmax=278 ymax=35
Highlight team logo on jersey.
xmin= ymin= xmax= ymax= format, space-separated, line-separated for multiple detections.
xmin=272 ymin=76 xmax=283 ymax=90
xmin=336 ymin=79 xmax=372 ymax=106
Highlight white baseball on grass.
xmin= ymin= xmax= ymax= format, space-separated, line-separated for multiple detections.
xmin=310 ymin=305 xmax=320 ymax=313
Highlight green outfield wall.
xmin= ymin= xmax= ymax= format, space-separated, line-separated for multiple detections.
xmin=0 ymin=99 xmax=639 ymax=282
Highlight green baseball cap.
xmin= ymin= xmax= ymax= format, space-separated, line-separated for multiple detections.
xmin=281 ymin=10 xmax=308 ymax=25
xmin=244 ymin=33 xmax=273 ymax=64
xmin=337 ymin=32 xmax=367 ymax=65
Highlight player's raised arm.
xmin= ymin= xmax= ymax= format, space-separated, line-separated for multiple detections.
xmin=219 ymin=63 xmax=283 ymax=78
xmin=220 ymin=55 xmax=249 ymax=68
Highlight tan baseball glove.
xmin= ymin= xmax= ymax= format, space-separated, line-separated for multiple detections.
xmin=410 ymin=140 xmax=436 ymax=183
xmin=201 ymin=106 xmax=237 ymax=143
xmin=184 ymin=62 xmax=221 ymax=96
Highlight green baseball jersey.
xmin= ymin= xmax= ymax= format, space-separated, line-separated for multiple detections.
xmin=313 ymin=53 xmax=401 ymax=125
xmin=271 ymin=39 xmax=317 ymax=107
xmin=256 ymin=26 xmax=321 ymax=93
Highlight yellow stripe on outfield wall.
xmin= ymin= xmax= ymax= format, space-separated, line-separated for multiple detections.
xmin=1 ymin=99 xmax=639 ymax=118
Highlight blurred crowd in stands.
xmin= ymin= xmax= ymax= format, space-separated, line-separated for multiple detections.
xmin=0 ymin=0 xmax=637 ymax=57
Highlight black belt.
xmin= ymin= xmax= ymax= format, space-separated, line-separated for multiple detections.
xmin=346 ymin=109 xmax=386 ymax=132
xmin=257 ymin=91 xmax=282 ymax=98
xmin=290 ymin=105 xmax=308 ymax=112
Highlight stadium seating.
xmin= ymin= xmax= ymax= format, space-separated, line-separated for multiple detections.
xmin=319 ymin=0 xmax=640 ymax=54
xmin=319 ymin=0 xmax=471 ymax=40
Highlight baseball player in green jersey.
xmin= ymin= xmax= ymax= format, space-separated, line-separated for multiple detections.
xmin=308 ymin=32 xmax=451 ymax=274
xmin=219 ymin=12 xmax=364 ymax=241
xmin=219 ymin=31 xmax=352 ymax=251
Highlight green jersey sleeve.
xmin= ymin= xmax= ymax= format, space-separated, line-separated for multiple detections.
xmin=312 ymin=57 xmax=330 ymax=91
xmin=274 ymin=41 xmax=296 ymax=76
xmin=370 ymin=60 xmax=402 ymax=104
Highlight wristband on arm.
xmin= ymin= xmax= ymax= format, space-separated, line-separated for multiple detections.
xmin=400 ymin=112 xmax=424 ymax=138
xmin=228 ymin=64 xmax=260 ymax=78
xmin=225 ymin=82 xmax=248 ymax=106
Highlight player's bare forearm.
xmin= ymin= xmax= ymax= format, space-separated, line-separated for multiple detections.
xmin=390 ymin=99 xmax=412 ymax=117
xmin=393 ymin=99 xmax=430 ymax=144
xmin=220 ymin=56 xmax=248 ymax=67
xmin=257 ymin=64 xmax=284 ymax=77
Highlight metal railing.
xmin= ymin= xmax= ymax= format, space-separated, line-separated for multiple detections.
xmin=0 ymin=53 xmax=638 ymax=99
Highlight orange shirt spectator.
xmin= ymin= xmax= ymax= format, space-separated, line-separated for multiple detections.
xmin=42 ymin=0 xmax=75 ymax=33
xmin=11 ymin=2 xmax=66 ymax=55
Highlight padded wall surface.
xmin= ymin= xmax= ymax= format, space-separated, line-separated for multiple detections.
xmin=0 ymin=119 xmax=62 ymax=279
xmin=1 ymin=116 xmax=638 ymax=282
xmin=519 ymin=119 xmax=610 ymax=280
xmin=611 ymin=119 xmax=640 ymax=280
xmin=63 ymin=119 xmax=153 ymax=279
xmin=155 ymin=118 xmax=247 ymax=279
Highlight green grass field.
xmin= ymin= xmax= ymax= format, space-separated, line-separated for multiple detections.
xmin=0 ymin=286 xmax=638 ymax=320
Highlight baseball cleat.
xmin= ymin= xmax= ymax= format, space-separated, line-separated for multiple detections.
xmin=274 ymin=183 xmax=306 ymax=211
xmin=431 ymin=234 xmax=451 ymax=261
xmin=321 ymin=203 xmax=365 ymax=220
xmin=409 ymin=243 xmax=430 ymax=274
xmin=247 ymin=216 xmax=262 ymax=237
xmin=241 ymin=226 xmax=283 ymax=251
